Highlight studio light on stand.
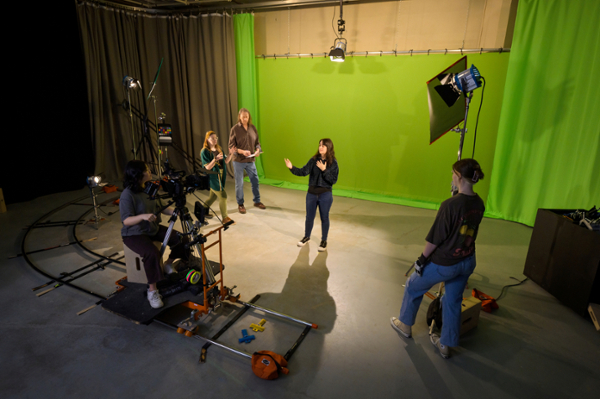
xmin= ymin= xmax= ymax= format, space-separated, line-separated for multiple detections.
xmin=123 ymin=75 xmax=142 ymax=160
xmin=87 ymin=176 xmax=102 ymax=188
xmin=328 ymin=0 xmax=347 ymax=62
xmin=434 ymin=65 xmax=482 ymax=108
xmin=427 ymin=59 xmax=484 ymax=160
xmin=123 ymin=76 xmax=141 ymax=90
xmin=426 ymin=58 xmax=485 ymax=195
xmin=86 ymin=175 xmax=105 ymax=230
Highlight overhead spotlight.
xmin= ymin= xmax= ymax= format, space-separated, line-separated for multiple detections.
xmin=328 ymin=0 xmax=346 ymax=62
xmin=87 ymin=176 xmax=102 ymax=188
xmin=329 ymin=38 xmax=347 ymax=62
xmin=122 ymin=75 xmax=142 ymax=90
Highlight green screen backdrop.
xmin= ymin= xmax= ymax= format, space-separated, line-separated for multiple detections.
xmin=486 ymin=0 xmax=600 ymax=226
xmin=233 ymin=13 xmax=264 ymax=177
xmin=254 ymin=53 xmax=510 ymax=210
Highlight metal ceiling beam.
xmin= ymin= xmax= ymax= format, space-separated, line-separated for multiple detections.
xmin=85 ymin=0 xmax=371 ymax=14
xmin=152 ymin=0 xmax=355 ymax=9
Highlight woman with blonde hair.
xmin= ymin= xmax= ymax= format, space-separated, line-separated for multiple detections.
xmin=200 ymin=131 xmax=233 ymax=225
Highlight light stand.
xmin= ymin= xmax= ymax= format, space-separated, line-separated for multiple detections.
xmin=123 ymin=76 xmax=142 ymax=160
xmin=147 ymin=58 xmax=164 ymax=176
xmin=150 ymin=96 xmax=161 ymax=176
xmin=453 ymin=91 xmax=474 ymax=161
xmin=86 ymin=176 xmax=105 ymax=230
xmin=122 ymin=100 xmax=163 ymax=175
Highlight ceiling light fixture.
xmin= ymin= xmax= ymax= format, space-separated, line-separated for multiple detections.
xmin=328 ymin=0 xmax=346 ymax=62
xmin=329 ymin=38 xmax=347 ymax=62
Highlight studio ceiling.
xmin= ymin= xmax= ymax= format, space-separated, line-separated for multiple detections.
xmin=98 ymin=0 xmax=377 ymax=13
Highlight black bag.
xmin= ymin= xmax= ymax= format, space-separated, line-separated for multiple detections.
xmin=426 ymin=296 xmax=443 ymax=329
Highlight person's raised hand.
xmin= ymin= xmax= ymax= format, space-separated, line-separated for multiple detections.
xmin=284 ymin=158 xmax=292 ymax=169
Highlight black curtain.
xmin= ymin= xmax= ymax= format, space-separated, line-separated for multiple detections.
xmin=76 ymin=2 xmax=238 ymax=181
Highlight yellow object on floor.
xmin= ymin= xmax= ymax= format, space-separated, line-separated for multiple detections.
xmin=250 ymin=318 xmax=267 ymax=332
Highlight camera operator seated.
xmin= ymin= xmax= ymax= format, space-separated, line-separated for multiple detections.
xmin=120 ymin=160 xmax=189 ymax=309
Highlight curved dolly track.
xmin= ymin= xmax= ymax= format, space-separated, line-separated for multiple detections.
xmin=21 ymin=193 xmax=124 ymax=301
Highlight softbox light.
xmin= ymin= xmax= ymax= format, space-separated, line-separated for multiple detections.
xmin=426 ymin=56 xmax=467 ymax=144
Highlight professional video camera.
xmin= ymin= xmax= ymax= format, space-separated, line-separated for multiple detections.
xmin=144 ymin=160 xmax=210 ymax=207
xmin=140 ymin=159 xmax=225 ymax=291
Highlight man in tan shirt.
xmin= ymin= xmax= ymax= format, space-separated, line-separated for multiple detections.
xmin=228 ymin=108 xmax=265 ymax=214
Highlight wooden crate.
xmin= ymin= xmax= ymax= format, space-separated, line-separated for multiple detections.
xmin=460 ymin=296 xmax=482 ymax=335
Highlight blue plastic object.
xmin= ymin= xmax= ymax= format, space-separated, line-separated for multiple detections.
xmin=238 ymin=329 xmax=255 ymax=344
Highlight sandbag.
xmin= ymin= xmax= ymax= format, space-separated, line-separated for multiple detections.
xmin=251 ymin=351 xmax=289 ymax=380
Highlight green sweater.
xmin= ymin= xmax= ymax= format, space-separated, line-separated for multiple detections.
xmin=201 ymin=148 xmax=227 ymax=191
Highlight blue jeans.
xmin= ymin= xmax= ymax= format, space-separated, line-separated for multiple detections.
xmin=399 ymin=255 xmax=476 ymax=347
xmin=305 ymin=191 xmax=333 ymax=241
xmin=233 ymin=161 xmax=260 ymax=205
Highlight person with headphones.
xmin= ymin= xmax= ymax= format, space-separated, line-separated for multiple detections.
xmin=391 ymin=158 xmax=485 ymax=359
xmin=120 ymin=160 xmax=189 ymax=309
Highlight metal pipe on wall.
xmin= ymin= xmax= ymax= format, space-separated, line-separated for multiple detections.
xmin=256 ymin=47 xmax=510 ymax=59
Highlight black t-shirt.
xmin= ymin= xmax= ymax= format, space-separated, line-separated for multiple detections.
xmin=426 ymin=193 xmax=485 ymax=266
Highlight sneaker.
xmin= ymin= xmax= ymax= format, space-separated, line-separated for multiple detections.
xmin=430 ymin=333 xmax=451 ymax=359
xmin=318 ymin=240 xmax=327 ymax=252
xmin=297 ymin=237 xmax=310 ymax=247
xmin=147 ymin=289 xmax=164 ymax=309
xmin=238 ymin=204 xmax=246 ymax=214
xmin=254 ymin=202 xmax=266 ymax=209
xmin=390 ymin=317 xmax=411 ymax=338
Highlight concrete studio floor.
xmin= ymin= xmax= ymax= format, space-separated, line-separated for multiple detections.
xmin=1 ymin=180 xmax=598 ymax=399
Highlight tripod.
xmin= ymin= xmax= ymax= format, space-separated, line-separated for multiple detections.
xmin=156 ymin=198 xmax=217 ymax=287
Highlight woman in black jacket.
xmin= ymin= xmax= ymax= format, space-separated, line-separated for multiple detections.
xmin=284 ymin=138 xmax=339 ymax=252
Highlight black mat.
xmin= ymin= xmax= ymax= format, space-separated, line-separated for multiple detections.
xmin=102 ymin=260 xmax=224 ymax=325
